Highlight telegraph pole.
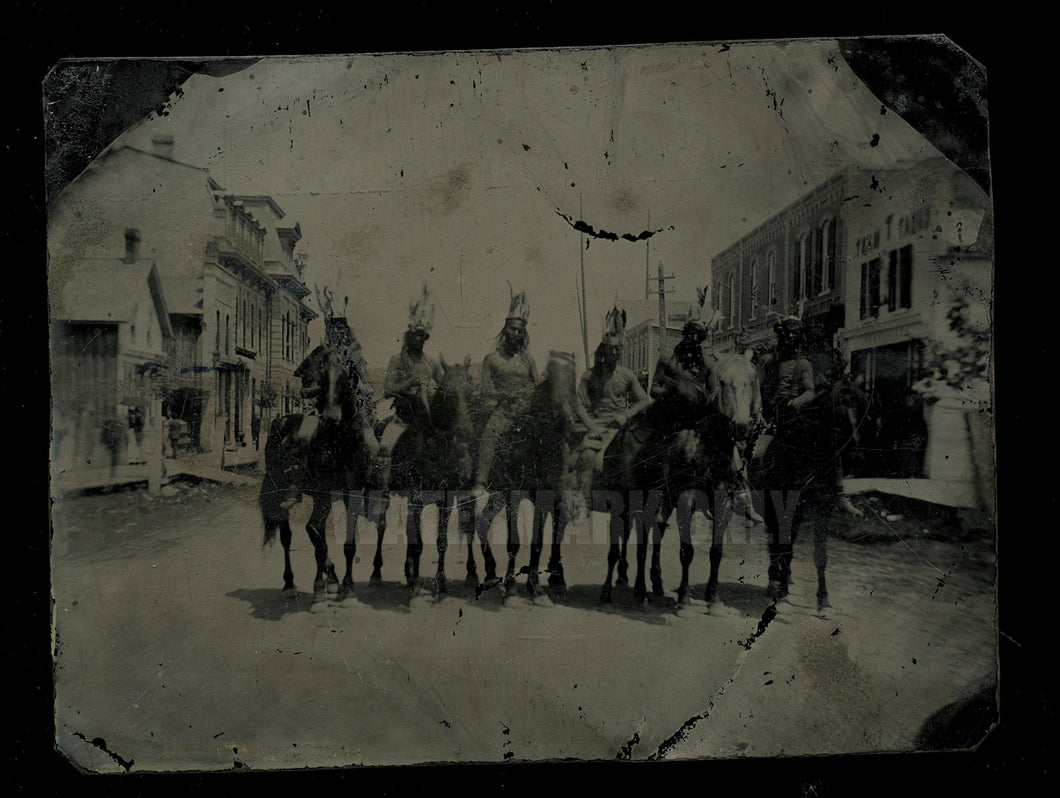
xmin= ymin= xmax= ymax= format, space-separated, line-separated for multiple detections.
xmin=648 ymin=259 xmax=676 ymax=376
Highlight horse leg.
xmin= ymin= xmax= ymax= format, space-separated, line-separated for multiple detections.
xmin=601 ymin=537 xmax=621 ymax=604
xmin=435 ymin=494 xmax=449 ymax=595
xmin=337 ymin=489 xmax=359 ymax=601
xmin=766 ymin=489 xmax=793 ymax=602
xmin=633 ymin=513 xmax=650 ymax=604
xmin=279 ymin=519 xmax=296 ymax=592
xmin=370 ymin=490 xmax=391 ymax=586
xmin=526 ymin=501 xmax=552 ymax=597
xmin=704 ymin=542 xmax=722 ymax=605
xmin=809 ymin=502 xmax=830 ymax=611
xmin=475 ymin=492 xmax=502 ymax=588
xmin=504 ymin=497 xmax=521 ymax=597
xmin=616 ymin=508 xmax=630 ymax=588
xmin=600 ymin=506 xmax=625 ymax=604
xmin=650 ymin=519 xmax=667 ymax=598
xmin=547 ymin=494 xmax=568 ymax=596
xmin=458 ymin=492 xmax=479 ymax=586
xmin=405 ymin=497 xmax=423 ymax=592
xmin=305 ymin=492 xmax=334 ymax=596
xmin=814 ymin=523 xmax=829 ymax=611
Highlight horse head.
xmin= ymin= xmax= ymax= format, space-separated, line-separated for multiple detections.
xmin=293 ymin=345 xmax=336 ymax=413
xmin=704 ymin=350 xmax=763 ymax=464
xmin=432 ymin=354 xmax=474 ymax=436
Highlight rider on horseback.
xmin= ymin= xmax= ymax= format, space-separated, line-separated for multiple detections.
xmin=378 ymin=284 xmax=444 ymax=491
xmin=279 ymin=311 xmax=378 ymax=510
xmin=574 ymin=305 xmax=651 ymax=476
xmin=471 ymin=288 xmax=539 ymax=498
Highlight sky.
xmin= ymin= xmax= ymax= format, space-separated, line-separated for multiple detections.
xmin=113 ymin=40 xmax=943 ymax=373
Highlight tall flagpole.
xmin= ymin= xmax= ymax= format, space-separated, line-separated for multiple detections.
xmin=579 ymin=194 xmax=589 ymax=369
xmin=645 ymin=211 xmax=651 ymax=300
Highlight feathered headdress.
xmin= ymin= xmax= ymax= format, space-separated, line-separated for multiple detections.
xmin=682 ymin=286 xmax=712 ymax=342
xmin=601 ymin=305 xmax=627 ymax=345
xmin=506 ymin=283 xmax=530 ymax=326
xmin=408 ymin=283 xmax=435 ymax=333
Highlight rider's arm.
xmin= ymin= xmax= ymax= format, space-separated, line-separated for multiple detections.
xmin=789 ymin=359 xmax=816 ymax=410
xmin=383 ymin=355 xmax=414 ymax=399
xmin=526 ymin=354 xmax=540 ymax=385
xmin=625 ymin=370 xmax=651 ymax=419
xmin=480 ymin=354 xmax=498 ymax=404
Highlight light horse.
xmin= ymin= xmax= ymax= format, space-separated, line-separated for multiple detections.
xmin=259 ymin=344 xmax=378 ymax=599
xmin=474 ymin=353 xmax=582 ymax=599
xmin=370 ymin=357 xmax=492 ymax=594
xmin=596 ymin=352 xmax=761 ymax=606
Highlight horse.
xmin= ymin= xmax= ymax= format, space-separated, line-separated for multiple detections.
xmin=370 ymin=356 xmax=491 ymax=594
xmin=595 ymin=351 xmax=761 ymax=607
xmin=259 ymin=344 xmax=378 ymax=599
xmin=474 ymin=352 xmax=582 ymax=600
xmin=750 ymin=364 xmax=854 ymax=612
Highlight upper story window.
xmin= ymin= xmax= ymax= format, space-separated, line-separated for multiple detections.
xmin=793 ymin=233 xmax=809 ymax=301
xmin=822 ymin=218 xmax=838 ymax=292
xmin=728 ymin=272 xmax=737 ymax=329
xmin=749 ymin=258 xmax=759 ymax=320
xmin=810 ymin=226 xmax=824 ymax=295
xmin=885 ymin=244 xmax=913 ymax=312
xmin=767 ymin=251 xmax=777 ymax=309
xmin=860 ymin=257 xmax=881 ymax=320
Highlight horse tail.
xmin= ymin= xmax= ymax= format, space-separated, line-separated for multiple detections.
xmin=259 ymin=415 xmax=300 ymax=548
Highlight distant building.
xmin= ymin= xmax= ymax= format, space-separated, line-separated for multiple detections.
xmin=613 ymin=298 xmax=697 ymax=388
xmin=707 ymin=157 xmax=993 ymax=511
xmin=49 ymin=137 xmax=317 ymax=479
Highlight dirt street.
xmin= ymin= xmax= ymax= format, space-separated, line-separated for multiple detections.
xmin=50 ymin=478 xmax=996 ymax=772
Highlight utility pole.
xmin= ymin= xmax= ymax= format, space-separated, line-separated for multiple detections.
xmin=578 ymin=195 xmax=590 ymax=370
xmin=648 ymin=259 xmax=676 ymax=377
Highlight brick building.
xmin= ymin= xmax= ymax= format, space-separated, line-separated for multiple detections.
xmin=707 ymin=157 xmax=992 ymax=510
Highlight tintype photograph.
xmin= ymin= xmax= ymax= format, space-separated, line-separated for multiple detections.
xmin=46 ymin=38 xmax=996 ymax=773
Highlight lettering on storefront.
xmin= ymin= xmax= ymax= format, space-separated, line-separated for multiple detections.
xmin=895 ymin=206 xmax=932 ymax=239
xmin=853 ymin=229 xmax=880 ymax=258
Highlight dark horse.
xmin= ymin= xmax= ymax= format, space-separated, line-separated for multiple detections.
xmin=259 ymin=344 xmax=378 ymax=599
xmin=371 ymin=357 xmax=490 ymax=594
xmin=475 ymin=352 xmax=582 ymax=600
xmin=596 ymin=352 xmax=761 ymax=606
xmin=750 ymin=366 xmax=851 ymax=613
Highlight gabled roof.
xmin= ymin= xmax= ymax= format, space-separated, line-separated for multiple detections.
xmin=55 ymin=259 xmax=173 ymax=340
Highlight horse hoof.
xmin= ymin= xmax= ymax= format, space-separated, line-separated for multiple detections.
xmin=369 ymin=572 xmax=383 ymax=587
xmin=676 ymin=590 xmax=690 ymax=607
xmin=465 ymin=573 xmax=479 ymax=587
xmin=817 ymin=594 xmax=831 ymax=612
xmin=652 ymin=583 xmax=665 ymax=597
xmin=435 ymin=575 xmax=448 ymax=594
xmin=767 ymin=580 xmax=788 ymax=602
xmin=600 ymin=587 xmax=613 ymax=604
xmin=616 ymin=576 xmax=629 ymax=589
xmin=633 ymin=587 xmax=647 ymax=604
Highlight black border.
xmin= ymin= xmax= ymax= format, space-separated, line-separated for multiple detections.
xmin=10 ymin=2 xmax=1048 ymax=794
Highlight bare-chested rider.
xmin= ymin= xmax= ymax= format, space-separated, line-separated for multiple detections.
xmin=472 ymin=289 xmax=539 ymax=497
xmin=574 ymin=305 xmax=651 ymax=475
xmin=377 ymin=284 xmax=444 ymax=491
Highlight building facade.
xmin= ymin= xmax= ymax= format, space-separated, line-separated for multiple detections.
xmin=49 ymin=138 xmax=317 ymax=479
xmin=707 ymin=157 xmax=992 ymax=510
